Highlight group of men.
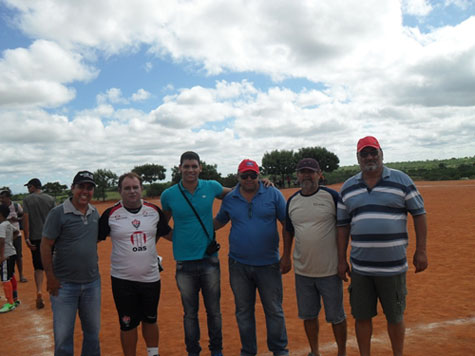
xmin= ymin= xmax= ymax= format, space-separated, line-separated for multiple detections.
xmin=0 ymin=135 xmax=427 ymax=356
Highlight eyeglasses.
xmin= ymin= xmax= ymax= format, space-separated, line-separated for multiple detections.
xmin=359 ymin=150 xmax=379 ymax=158
xmin=240 ymin=172 xmax=258 ymax=180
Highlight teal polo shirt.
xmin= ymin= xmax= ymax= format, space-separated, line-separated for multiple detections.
xmin=161 ymin=179 xmax=223 ymax=261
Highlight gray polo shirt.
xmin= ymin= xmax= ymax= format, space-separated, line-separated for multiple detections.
xmin=43 ymin=198 xmax=100 ymax=283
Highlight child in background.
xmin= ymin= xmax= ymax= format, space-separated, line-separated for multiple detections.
xmin=0 ymin=204 xmax=20 ymax=313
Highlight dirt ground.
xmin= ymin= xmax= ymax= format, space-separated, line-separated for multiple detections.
xmin=1 ymin=180 xmax=474 ymax=356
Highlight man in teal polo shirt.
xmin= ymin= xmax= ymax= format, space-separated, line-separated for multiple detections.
xmin=160 ymin=151 xmax=230 ymax=356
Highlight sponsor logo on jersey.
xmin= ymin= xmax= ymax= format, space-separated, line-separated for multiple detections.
xmin=130 ymin=231 xmax=147 ymax=252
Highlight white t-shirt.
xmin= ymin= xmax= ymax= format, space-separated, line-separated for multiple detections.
xmin=0 ymin=220 xmax=18 ymax=258
xmin=99 ymin=200 xmax=170 ymax=283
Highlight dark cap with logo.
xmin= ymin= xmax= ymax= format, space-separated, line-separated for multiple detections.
xmin=296 ymin=158 xmax=321 ymax=172
xmin=73 ymin=171 xmax=96 ymax=186
xmin=24 ymin=178 xmax=42 ymax=188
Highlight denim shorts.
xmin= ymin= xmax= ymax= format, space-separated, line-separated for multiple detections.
xmin=295 ymin=273 xmax=346 ymax=324
xmin=349 ymin=271 xmax=407 ymax=323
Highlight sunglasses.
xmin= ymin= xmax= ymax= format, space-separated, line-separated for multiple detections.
xmin=359 ymin=150 xmax=379 ymax=158
xmin=240 ymin=172 xmax=258 ymax=180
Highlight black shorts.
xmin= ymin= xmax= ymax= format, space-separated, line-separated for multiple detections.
xmin=1 ymin=256 xmax=16 ymax=282
xmin=111 ymin=276 xmax=161 ymax=331
xmin=30 ymin=240 xmax=43 ymax=270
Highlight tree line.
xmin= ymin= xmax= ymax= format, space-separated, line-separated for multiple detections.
xmin=6 ymin=151 xmax=475 ymax=202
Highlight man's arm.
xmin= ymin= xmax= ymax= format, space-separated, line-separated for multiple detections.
xmin=280 ymin=222 xmax=294 ymax=274
xmin=163 ymin=210 xmax=172 ymax=222
xmin=22 ymin=212 xmax=35 ymax=250
xmin=0 ymin=239 xmax=5 ymax=263
xmin=213 ymin=215 xmax=228 ymax=231
xmin=412 ymin=214 xmax=428 ymax=273
xmin=40 ymin=237 xmax=61 ymax=296
xmin=337 ymin=225 xmax=351 ymax=281
xmin=217 ymin=187 xmax=233 ymax=200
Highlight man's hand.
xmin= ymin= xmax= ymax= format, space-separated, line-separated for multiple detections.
xmin=413 ymin=249 xmax=428 ymax=273
xmin=261 ymin=178 xmax=274 ymax=188
xmin=338 ymin=260 xmax=350 ymax=282
xmin=46 ymin=275 xmax=61 ymax=296
xmin=26 ymin=239 xmax=36 ymax=250
xmin=279 ymin=255 xmax=292 ymax=274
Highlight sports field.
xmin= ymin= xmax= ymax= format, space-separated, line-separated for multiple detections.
xmin=1 ymin=180 xmax=474 ymax=355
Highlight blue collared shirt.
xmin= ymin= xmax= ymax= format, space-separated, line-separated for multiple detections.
xmin=216 ymin=182 xmax=286 ymax=266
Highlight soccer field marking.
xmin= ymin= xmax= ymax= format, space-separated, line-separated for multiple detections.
xmin=256 ymin=316 xmax=475 ymax=355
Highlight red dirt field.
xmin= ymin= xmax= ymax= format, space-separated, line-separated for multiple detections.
xmin=1 ymin=180 xmax=474 ymax=356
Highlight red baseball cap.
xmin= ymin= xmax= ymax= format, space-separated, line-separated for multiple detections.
xmin=238 ymin=159 xmax=260 ymax=174
xmin=357 ymin=136 xmax=381 ymax=152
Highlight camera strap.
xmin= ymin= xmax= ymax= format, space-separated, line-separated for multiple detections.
xmin=178 ymin=184 xmax=213 ymax=242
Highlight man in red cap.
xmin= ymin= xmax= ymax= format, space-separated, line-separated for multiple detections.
xmin=214 ymin=159 xmax=289 ymax=356
xmin=337 ymin=136 xmax=428 ymax=356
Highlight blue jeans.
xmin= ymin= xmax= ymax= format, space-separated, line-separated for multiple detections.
xmin=176 ymin=257 xmax=222 ymax=356
xmin=50 ymin=277 xmax=101 ymax=356
xmin=229 ymin=258 xmax=289 ymax=356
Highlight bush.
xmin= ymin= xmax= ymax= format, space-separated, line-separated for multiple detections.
xmin=146 ymin=182 xmax=172 ymax=197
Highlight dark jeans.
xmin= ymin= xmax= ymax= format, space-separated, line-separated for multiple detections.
xmin=229 ymin=258 xmax=289 ymax=356
xmin=176 ymin=257 xmax=222 ymax=356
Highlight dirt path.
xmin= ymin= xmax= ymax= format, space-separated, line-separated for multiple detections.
xmin=1 ymin=180 xmax=474 ymax=355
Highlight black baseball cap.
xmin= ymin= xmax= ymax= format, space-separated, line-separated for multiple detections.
xmin=296 ymin=158 xmax=321 ymax=171
xmin=25 ymin=178 xmax=42 ymax=188
xmin=73 ymin=171 xmax=96 ymax=186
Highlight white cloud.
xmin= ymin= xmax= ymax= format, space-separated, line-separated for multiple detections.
xmin=0 ymin=39 xmax=97 ymax=108
xmin=1 ymin=0 xmax=474 ymax=193
xmin=131 ymin=89 xmax=151 ymax=102
xmin=402 ymin=0 xmax=433 ymax=16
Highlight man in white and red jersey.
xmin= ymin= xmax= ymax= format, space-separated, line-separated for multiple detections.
xmin=99 ymin=172 xmax=171 ymax=356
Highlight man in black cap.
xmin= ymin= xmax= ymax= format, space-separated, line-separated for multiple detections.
xmin=22 ymin=178 xmax=55 ymax=309
xmin=41 ymin=170 xmax=102 ymax=356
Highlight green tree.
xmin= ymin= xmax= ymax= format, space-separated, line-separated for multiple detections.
xmin=42 ymin=182 xmax=68 ymax=199
xmin=132 ymin=163 xmax=166 ymax=184
xmin=93 ymin=169 xmax=118 ymax=201
xmin=295 ymin=146 xmax=340 ymax=172
xmin=261 ymin=149 xmax=296 ymax=186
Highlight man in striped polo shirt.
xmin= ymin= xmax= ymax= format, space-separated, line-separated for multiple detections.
xmin=336 ymin=136 xmax=428 ymax=356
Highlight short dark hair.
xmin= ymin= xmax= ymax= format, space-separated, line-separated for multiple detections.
xmin=0 ymin=190 xmax=11 ymax=198
xmin=0 ymin=204 xmax=10 ymax=219
xmin=180 ymin=151 xmax=200 ymax=165
xmin=118 ymin=172 xmax=143 ymax=190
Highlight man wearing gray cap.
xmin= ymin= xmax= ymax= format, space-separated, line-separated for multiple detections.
xmin=41 ymin=171 xmax=101 ymax=356
xmin=22 ymin=178 xmax=55 ymax=309
xmin=281 ymin=158 xmax=347 ymax=356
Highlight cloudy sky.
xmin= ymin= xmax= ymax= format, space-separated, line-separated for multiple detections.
xmin=1 ymin=0 xmax=474 ymax=193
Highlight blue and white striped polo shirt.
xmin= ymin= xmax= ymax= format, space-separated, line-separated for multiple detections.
xmin=337 ymin=166 xmax=425 ymax=276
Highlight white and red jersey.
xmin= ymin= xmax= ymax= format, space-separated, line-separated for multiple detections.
xmin=99 ymin=200 xmax=171 ymax=283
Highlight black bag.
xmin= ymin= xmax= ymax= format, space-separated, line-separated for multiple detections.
xmin=205 ymin=233 xmax=220 ymax=255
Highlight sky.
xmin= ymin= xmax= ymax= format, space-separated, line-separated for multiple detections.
xmin=1 ymin=0 xmax=475 ymax=193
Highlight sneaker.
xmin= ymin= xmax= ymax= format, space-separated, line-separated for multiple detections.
xmin=0 ymin=303 xmax=16 ymax=313
xmin=36 ymin=295 xmax=45 ymax=309
xmin=14 ymin=300 xmax=21 ymax=307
